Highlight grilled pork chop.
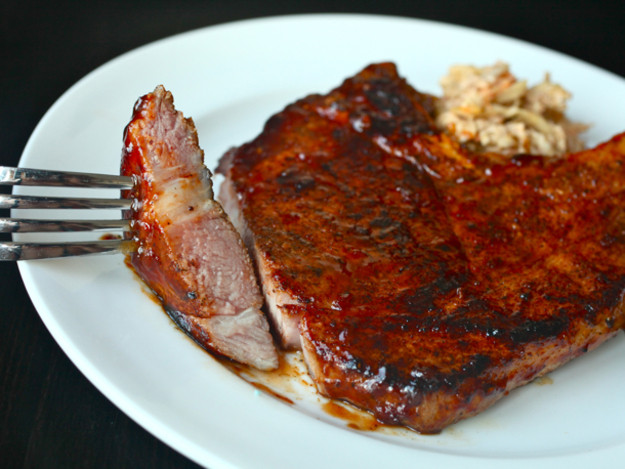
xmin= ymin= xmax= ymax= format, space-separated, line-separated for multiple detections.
xmin=218 ymin=63 xmax=625 ymax=432
xmin=121 ymin=86 xmax=278 ymax=370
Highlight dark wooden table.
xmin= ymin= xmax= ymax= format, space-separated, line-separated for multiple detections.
xmin=2 ymin=1 xmax=624 ymax=467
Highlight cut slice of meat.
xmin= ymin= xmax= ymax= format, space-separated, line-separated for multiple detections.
xmin=218 ymin=63 xmax=625 ymax=432
xmin=121 ymin=86 xmax=278 ymax=371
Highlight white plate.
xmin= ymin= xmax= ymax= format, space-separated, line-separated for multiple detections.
xmin=17 ymin=14 xmax=625 ymax=469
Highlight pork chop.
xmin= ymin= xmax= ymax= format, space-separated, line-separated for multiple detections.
xmin=218 ymin=63 xmax=625 ymax=432
xmin=121 ymin=86 xmax=278 ymax=370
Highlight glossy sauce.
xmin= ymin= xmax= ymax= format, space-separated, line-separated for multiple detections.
xmin=226 ymin=350 xmax=313 ymax=398
xmin=99 ymin=233 xmax=122 ymax=240
xmin=224 ymin=348 xmax=396 ymax=433
xmin=321 ymin=400 xmax=381 ymax=432
xmin=249 ymin=381 xmax=295 ymax=405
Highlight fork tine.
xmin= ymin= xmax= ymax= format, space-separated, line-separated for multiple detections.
xmin=0 ymin=166 xmax=134 ymax=189
xmin=0 ymin=166 xmax=137 ymax=260
xmin=0 ymin=194 xmax=133 ymax=209
xmin=0 ymin=239 xmax=136 ymax=261
xmin=0 ymin=218 xmax=130 ymax=233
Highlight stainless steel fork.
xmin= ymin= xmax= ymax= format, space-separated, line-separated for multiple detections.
xmin=0 ymin=166 xmax=136 ymax=261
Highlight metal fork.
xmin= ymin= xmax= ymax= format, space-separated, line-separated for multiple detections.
xmin=1 ymin=166 xmax=137 ymax=261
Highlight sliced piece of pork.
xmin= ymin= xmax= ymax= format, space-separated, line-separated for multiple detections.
xmin=121 ymin=86 xmax=278 ymax=370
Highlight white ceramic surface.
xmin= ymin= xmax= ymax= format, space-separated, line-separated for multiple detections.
xmin=16 ymin=14 xmax=625 ymax=469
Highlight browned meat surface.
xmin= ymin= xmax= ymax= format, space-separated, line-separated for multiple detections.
xmin=217 ymin=65 xmax=442 ymax=349
xmin=218 ymin=63 xmax=625 ymax=432
xmin=121 ymin=86 xmax=278 ymax=371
